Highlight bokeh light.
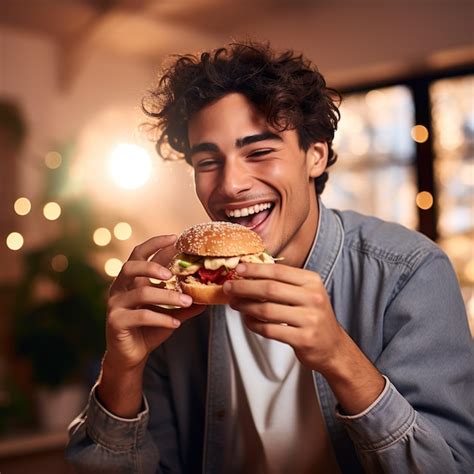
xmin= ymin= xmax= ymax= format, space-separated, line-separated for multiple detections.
xmin=93 ymin=228 xmax=112 ymax=246
xmin=113 ymin=222 xmax=132 ymax=240
xmin=416 ymin=191 xmax=434 ymax=210
xmin=108 ymin=144 xmax=152 ymax=189
xmin=51 ymin=254 xmax=69 ymax=272
xmin=45 ymin=151 xmax=62 ymax=169
xmin=411 ymin=125 xmax=429 ymax=143
xmin=6 ymin=232 xmax=24 ymax=250
xmin=14 ymin=197 xmax=31 ymax=216
xmin=105 ymin=258 xmax=122 ymax=277
xmin=43 ymin=202 xmax=61 ymax=220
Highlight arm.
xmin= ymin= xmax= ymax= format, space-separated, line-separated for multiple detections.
xmin=65 ymin=235 xmax=205 ymax=473
xmin=336 ymin=251 xmax=474 ymax=472
xmin=224 ymin=256 xmax=474 ymax=472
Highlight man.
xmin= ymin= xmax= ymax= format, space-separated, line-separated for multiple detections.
xmin=67 ymin=42 xmax=474 ymax=473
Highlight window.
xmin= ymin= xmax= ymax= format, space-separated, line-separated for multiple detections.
xmin=327 ymin=85 xmax=417 ymax=229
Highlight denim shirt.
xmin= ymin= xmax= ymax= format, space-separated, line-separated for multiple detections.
xmin=66 ymin=201 xmax=474 ymax=473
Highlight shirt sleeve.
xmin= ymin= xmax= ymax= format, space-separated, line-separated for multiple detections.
xmin=65 ymin=345 xmax=181 ymax=474
xmin=65 ymin=385 xmax=160 ymax=474
xmin=337 ymin=250 xmax=474 ymax=473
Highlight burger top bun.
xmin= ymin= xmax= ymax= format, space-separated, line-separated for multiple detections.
xmin=176 ymin=221 xmax=264 ymax=257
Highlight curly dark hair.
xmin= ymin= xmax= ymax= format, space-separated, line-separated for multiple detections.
xmin=143 ymin=41 xmax=341 ymax=194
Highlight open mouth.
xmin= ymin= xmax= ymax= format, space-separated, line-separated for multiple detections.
xmin=224 ymin=202 xmax=274 ymax=230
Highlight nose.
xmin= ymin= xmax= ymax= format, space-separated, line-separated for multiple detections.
xmin=218 ymin=158 xmax=252 ymax=198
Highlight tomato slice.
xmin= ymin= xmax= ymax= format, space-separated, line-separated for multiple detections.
xmin=197 ymin=267 xmax=237 ymax=284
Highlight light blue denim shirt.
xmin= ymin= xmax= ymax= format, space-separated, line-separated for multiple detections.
xmin=67 ymin=201 xmax=474 ymax=473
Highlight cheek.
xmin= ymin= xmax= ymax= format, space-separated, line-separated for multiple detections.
xmin=194 ymin=176 xmax=212 ymax=207
xmin=263 ymin=161 xmax=307 ymax=200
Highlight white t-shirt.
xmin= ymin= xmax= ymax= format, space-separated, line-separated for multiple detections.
xmin=224 ymin=306 xmax=341 ymax=473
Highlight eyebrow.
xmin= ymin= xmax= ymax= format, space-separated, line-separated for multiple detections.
xmin=189 ymin=131 xmax=283 ymax=157
xmin=235 ymin=131 xmax=283 ymax=148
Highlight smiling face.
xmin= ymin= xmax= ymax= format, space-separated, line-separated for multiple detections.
xmin=188 ymin=93 xmax=328 ymax=268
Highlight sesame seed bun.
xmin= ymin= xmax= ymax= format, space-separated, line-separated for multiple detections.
xmin=176 ymin=221 xmax=264 ymax=257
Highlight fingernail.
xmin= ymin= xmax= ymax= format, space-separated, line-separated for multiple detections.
xmin=180 ymin=294 xmax=192 ymax=306
xmin=160 ymin=269 xmax=172 ymax=279
xmin=223 ymin=281 xmax=232 ymax=293
xmin=172 ymin=318 xmax=181 ymax=327
xmin=236 ymin=264 xmax=246 ymax=273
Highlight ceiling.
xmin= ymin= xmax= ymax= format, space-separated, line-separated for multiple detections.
xmin=1 ymin=0 xmax=473 ymax=88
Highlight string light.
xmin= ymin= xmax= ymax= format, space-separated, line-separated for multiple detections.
xmin=14 ymin=197 xmax=31 ymax=216
xmin=416 ymin=191 xmax=433 ymax=210
xmin=104 ymin=258 xmax=122 ymax=277
xmin=43 ymin=202 xmax=61 ymax=220
xmin=45 ymin=151 xmax=62 ymax=169
xmin=113 ymin=222 xmax=132 ymax=241
xmin=51 ymin=255 xmax=69 ymax=272
xmin=93 ymin=228 xmax=112 ymax=246
xmin=411 ymin=125 xmax=429 ymax=143
xmin=6 ymin=232 xmax=24 ymax=251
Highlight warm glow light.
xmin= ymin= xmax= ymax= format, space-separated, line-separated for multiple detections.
xmin=43 ymin=202 xmax=61 ymax=220
xmin=114 ymin=222 xmax=132 ymax=240
xmin=51 ymin=254 xmax=68 ymax=272
xmin=416 ymin=191 xmax=434 ymax=210
xmin=45 ymin=151 xmax=62 ymax=169
xmin=365 ymin=89 xmax=388 ymax=109
xmin=464 ymin=260 xmax=474 ymax=283
xmin=108 ymin=144 xmax=152 ymax=189
xmin=105 ymin=258 xmax=123 ymax=277
xmin=411 ymin=125 xmax=429 ymax=143
xmin=14 ymin=197 xmax=31 ymax=216
xmin=93 ymin=228 xmax=112 ymax=246
xmin=6 ymin=232 xmax=24 ymax=250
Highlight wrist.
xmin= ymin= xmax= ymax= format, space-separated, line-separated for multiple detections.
xmin=97 ymin=353 xmax=146 ymax=418
xmin=320 ymin=332 xmax=385 ymax=415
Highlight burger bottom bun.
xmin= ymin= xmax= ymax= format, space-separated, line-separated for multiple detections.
xmin=180 ymin=281 xmax=230 ymax=305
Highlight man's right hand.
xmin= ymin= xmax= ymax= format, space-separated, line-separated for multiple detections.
xmin=97 ymin=234 xmax=205 ymax=417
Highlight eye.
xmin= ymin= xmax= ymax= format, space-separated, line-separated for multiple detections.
xmin=248 ymin=148 xmax=273 ymax=158
xmin=195 ymin=158 xmax=221 ymax=170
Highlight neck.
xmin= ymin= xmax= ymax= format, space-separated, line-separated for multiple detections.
xmin=281 ymin=193 xmax=319 ymax=269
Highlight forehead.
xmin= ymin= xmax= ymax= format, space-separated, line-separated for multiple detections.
xmin=187 ymin=93 xmax=268 ymax=147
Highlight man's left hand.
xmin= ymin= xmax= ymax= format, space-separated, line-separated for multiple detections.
xmin=222 ymin=262 xmax=346 ymax=374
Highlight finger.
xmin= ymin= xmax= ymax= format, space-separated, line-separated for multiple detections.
xmin=235 ymin=262 xmax=322 ymax=287
xmin=163 ymin=304 xmax=207 ymax=321
xmin=224 ymin=278 xmax=306 ymax=306
xmin=129 ymin=234 xmax=177 ymax=261
xmin=124 ymin=260 xmax=172 ymax=280
xmin=112 ymin=248 xmax=176 ymax=293
xmin=149 ymin=243 xmax=179 ymax=267
xmin=229 ymin=298 xmax=304 ymax=327
xmin=243 ymin=314 xmax=300 ymax=345
xmin=110 ymin=308 xmax=182 ymax=330
xmin=111 ymin=285 xmax=193 ymax=310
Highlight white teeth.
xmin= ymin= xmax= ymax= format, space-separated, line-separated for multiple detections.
xmin=225 ymin=202 xmax=272 ymax=218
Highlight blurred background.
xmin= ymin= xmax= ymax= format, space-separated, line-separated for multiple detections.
xmin=0 ymin=0 xmax=472 ymax=472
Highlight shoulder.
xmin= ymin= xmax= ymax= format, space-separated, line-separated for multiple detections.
xmin=334 ymin=209 xmax=443 ymax=271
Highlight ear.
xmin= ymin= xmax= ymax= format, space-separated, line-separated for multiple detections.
xmin=306 ymin=142 xmax=328 ymax=178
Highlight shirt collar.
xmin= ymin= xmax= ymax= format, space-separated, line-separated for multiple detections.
xmin=304 ymin=198 xmax=344 ymax=286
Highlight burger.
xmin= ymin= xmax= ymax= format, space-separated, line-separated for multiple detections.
xmin=168 ymin=222 xmax=275 ymax=305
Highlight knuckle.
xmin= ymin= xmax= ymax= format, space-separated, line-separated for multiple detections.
xmin=264 ymin=281 xmax=279 ymax=299
xmin=310 ymin=292 xmax=324 ymax=306
xmin=301 ymin=330 xmax=316 ymax=351
xmin=136 ymin=285 xmax=151 ymax=300
xmin=312 ymin=272 xmax=323 ymax=285
xmin=135 ymin=309 xmax=149 ymax=325
xmin=121 ymin=261 xmax=134 ymax=275
xmin=259 ymin=303 xmax=272 ymax=320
